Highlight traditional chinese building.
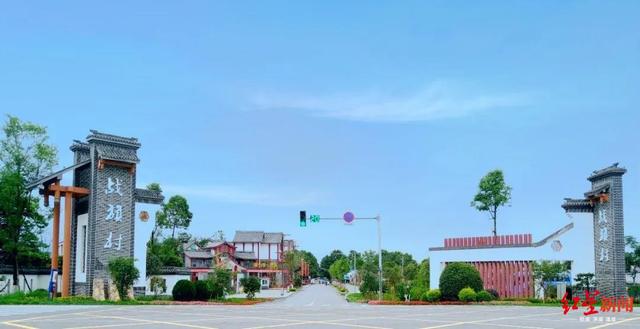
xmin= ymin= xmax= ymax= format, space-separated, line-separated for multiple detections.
xmin=27 ymin=131 xmax=163 ymax=297
xmin=562 ymin=163 xmax=627 ymax=298
xmin=181 ymin=232 xmax=297 ymax=289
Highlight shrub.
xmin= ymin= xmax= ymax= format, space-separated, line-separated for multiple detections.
xmin=293 ymin=276 xmax=302 ymax=288
xmin=628 ymin=284 xmax=640 ymax=302
xmin=288 ymin=287 xmax=297 ymax=292
xmin=240 ymin=276 xmax=261 ymax=299
xmin=209 ymin=268 xmax=232 ymax=296
xmin=476 ymin=290 xmax=494 ymax=302
xmin=439 ymin=263 xmax=483 ymax=300
xmin=423 ymin=289 xmax=441 ymax=302
xmin=410 ymin=285 xmax=426 ymax=301
xmin=359 ymin=272 xmax=378 ymax=295
xmin=107 ymin=257 xmax=140 ymax=300
xmin=486 ymin=288 xmax=499 ymax=300
xmin=172 ymin=279 xmax=196 ymax=301
xmin=458 ymin=287 xmax=477 ymax=302
xmin=194 ymin=280 xmax=214 ymax=301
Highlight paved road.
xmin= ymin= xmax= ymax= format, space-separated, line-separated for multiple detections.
xmin=1 ymin=285 xmax=638 ymax=329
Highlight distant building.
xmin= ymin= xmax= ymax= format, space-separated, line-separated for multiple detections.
xmin=181 ymin=231 xmax=296 ymax=290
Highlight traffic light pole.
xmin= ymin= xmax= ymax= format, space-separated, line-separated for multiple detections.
xmin=309 ymin=214 xmax=383 ymax=301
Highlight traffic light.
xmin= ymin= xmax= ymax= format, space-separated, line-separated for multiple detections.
xmin=299 ymin=210 xmax=307 ymax=227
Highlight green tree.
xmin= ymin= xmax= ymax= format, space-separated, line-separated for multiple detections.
xmin=471 ymin=170 xmax=512 ymax=236
xmin=107 ymin=257 xmax=140 ymax=300
xmin=625 ymin=236 xmax=640 ymax=283
xmin=146 ymin=237 xmax=184 ymax=276
xmin=146 ymin=182 xmax=162 ymax=193
xmin=240 ymin=276 xmax=261 ymax=299
xmin=320 ymin=250 xmax=346 ymax=278
xmin=574 ymin=273 xmax=595 ymax=292
xmin=299 ymin=250 xmax=320 ymax=278
xmin=532 ymin=261 xmax=569 ymax=300
xmin=156 ymin=195 xmax=193 ymax=239
xmin=416 ymin=259 xmax=430 ymax=289
xmin=329 ymin=258 xmax=350 ymax=281
xmin=0 ymin=116 xmax=57 ymax=291
xmin=210 ymin=267 xmax=232 ymax=297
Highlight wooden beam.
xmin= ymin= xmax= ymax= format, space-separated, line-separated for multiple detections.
xmin=62 ymin=192 xmax=72 ymax=297
xmin=47 ymin=184 xmax=90 ymax=196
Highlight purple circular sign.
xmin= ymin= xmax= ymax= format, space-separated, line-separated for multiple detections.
xmin=343 ymin=211 xmax=355 ymax=223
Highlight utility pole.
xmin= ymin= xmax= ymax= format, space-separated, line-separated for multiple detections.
xmin=376 ymin=215 xmax=382 ymax=302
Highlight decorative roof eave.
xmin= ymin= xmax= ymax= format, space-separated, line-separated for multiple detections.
xmin=587 ymin=163 xmax=626 ymax=182
xmin=561 ymin=198 xmax=593 ymax=213
xmin=86 ymin=130 xmax=141 ymax=148
xmin=69 ymin=140 xmax=89 ymax=152
xmin=134 ymin=188 xmax=164 ymax=205
xmin=26 ymin=160 xmax=91 ymax=191
xmin=584 ymin=183 xmax=610 ymax=198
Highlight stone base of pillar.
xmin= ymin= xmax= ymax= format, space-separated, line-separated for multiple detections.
xmin=92 ymin=279 xmax=105 ymax=301
xmin=108 ymin=280 xmax=120 ymax=302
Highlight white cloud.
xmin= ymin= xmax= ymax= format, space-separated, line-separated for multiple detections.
xmin=249 ymin=81 xmax=530 ymax=123
xmin=163 ymin=184 xmax=322 ymax=207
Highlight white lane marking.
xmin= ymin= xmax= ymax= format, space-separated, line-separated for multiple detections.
xmin=420 ymin=311 xmax=559 ymax=329
xmin=588 ymin=316 xmax=640 ymax=329
xmin=87 ymin=315 xmax=219 ymax=329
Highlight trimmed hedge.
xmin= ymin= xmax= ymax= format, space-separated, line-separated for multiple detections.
xmin=195 ymin=280 xmax=214 ymax=301
xmin=439 ymin=263 xmax=483 ymax=300
xmin=423 ymin=289 xmax=441 ymax=302
xmin=172 ymin=279 xmax=196 ymax=301
xmin=458 ymin=287 xmax=477 ymax=302
xmin=476 ymin=290 xmax=494 ymax=302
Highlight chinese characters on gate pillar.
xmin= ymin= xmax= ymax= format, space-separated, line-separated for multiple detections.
xmin=104 ymin=177 xmax=123 ymax=251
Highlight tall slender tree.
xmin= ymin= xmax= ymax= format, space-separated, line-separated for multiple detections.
xmin=156 ymin=195 xmax=193 ymax=239
xmin=471 ymin=170 xmax=512 ymax=236
xmin=0 ymin=116 xmax=57 ymax=291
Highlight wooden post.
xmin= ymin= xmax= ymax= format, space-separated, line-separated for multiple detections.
xmin=62 ymin=192 xmax=72 ymax=297
xmin=51 ymin=189 xmax=61 ymax=297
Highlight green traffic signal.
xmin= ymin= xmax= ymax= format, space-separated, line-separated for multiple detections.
xmin=300 ymin=210 xmax=307 ymax=227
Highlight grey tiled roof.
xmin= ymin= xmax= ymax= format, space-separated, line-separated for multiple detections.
xmin=588 ymin=163 xmax=626 ymax=182
xmin=87 ymin=130 xmax=141 ymax=148
xmin=134 ymin=188 xmax=164 ymax=204
xmin=584 ymin=183 xmax=610 ymax=198
xmin=184 ymin=251 xmax=213 ymax=259
xmin=69 ymin=140 xmax=89 ymax=152
xmin=561 ymin=198 xmax=593 ymax=213
xmin=155 ymin=266 xmax=191 ymax=275
xmin=233 ymin=231 xmax=264 ymax=243
xmin=263 ymin=233 xmax=284 ymax=243
xmin=233 ymin=231 xmax=285 ymax=243
xmin=234 ymin=251 xmax=257 ymax=260
xmin=96 ymin=144 xmax=140 ymax=163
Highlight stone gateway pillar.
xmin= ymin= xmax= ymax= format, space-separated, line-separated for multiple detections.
xmin=30 ymin=130 xmax=163 ymax=297
xmin=562 ymin=163 xmax=627 ymax=298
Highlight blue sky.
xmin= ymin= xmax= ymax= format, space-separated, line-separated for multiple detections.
xmin=2 ymin=1 xmax=639 ymax=262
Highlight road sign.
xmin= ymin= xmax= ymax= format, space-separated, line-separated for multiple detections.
xmin=310 ymin=215 xmax=320 ymax=223
xmin=343 ymin=211 xmax=355 ymax=224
